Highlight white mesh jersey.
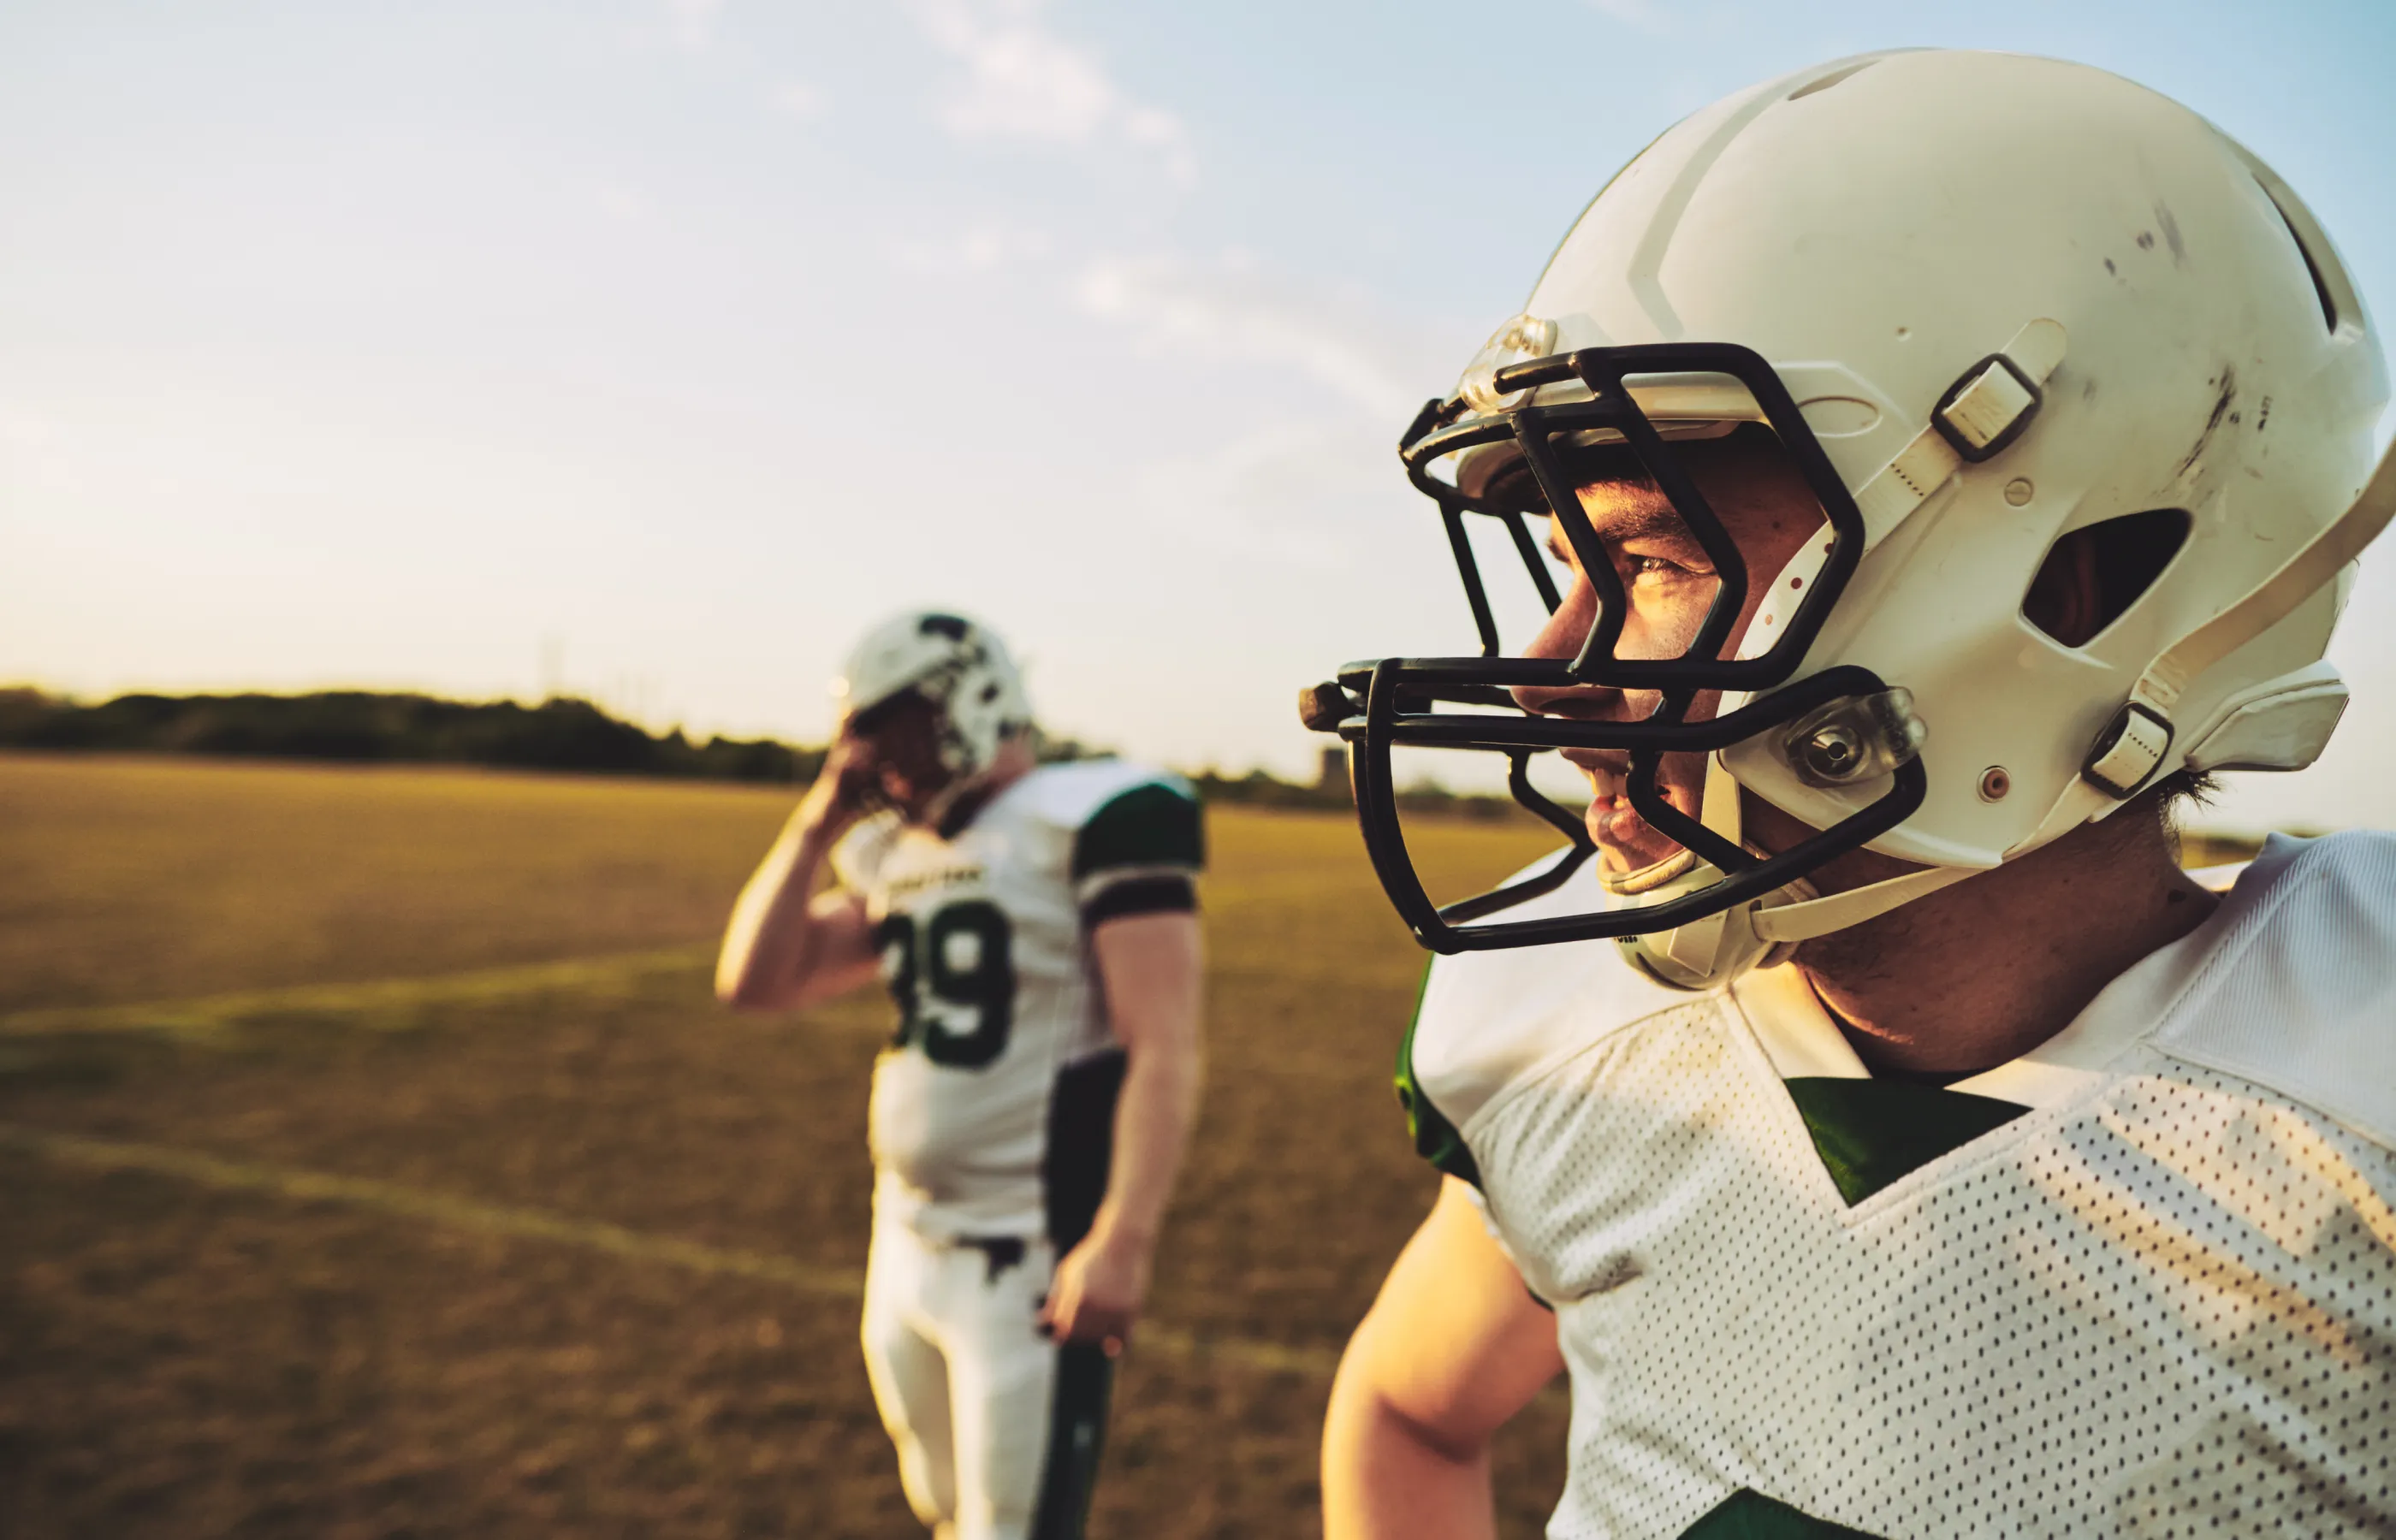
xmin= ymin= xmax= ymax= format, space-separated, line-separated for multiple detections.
xmin=1408 ymin=832 xmax=2396 ymax=1538
xmin=836 ymin=760 xmax=1202 ymax=1242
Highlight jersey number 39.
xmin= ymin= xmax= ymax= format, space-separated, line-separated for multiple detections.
xmin=875 ymin=901 xmax=1016 ymax=1069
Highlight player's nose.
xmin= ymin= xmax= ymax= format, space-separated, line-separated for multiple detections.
xmin=1510 ymin=579 xmax=1620 ymax=718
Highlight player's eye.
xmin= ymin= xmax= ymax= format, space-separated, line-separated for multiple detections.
xmin=1628 ymin=554 xmax=1698 ymax=581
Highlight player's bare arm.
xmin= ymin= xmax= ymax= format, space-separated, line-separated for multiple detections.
xmin=1040 ymin=908 xmax=1203 ymax=1350
xmin=715 ymin=732 xmax=882 ymax=1010
xmin=1322 ymin=1178 xmax=1562 ymax=1540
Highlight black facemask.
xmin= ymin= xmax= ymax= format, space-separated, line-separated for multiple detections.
xmin=1299 ymin=341 xmax=1927 ymax=955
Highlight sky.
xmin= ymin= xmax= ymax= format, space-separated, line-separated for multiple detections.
xmin=3 ymin=0 xmax=2393 ymax=832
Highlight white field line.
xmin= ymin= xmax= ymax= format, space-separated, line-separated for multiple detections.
xmin=0 ymin=1121 xmax=1343 ymax=1382
xmin=0 ymin=953 xmax=1399 ymax=1085
xmin=0 ymin=952 xmax=1404 ymax=1040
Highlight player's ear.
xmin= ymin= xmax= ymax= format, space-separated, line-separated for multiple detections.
xmin=2021 ymin=528 xmax=2105 ymax=648
xmin=2022 ymin=510 xmax=2191 ymax=649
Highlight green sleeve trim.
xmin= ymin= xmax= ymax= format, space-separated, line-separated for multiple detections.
xmin=1782 ymin=1078 xmax=2029 ymax=1207
xmin=1072 ymin=782 xmax=1204 ymax=880
xmin=1393 ymin=960 xmax=1481 ymax=1189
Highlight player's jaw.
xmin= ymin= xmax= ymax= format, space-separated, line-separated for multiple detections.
xmin=875 ymin=755 xmax=958 ymax=825
xmin=875 ymin=766 xmax=940 ymax=822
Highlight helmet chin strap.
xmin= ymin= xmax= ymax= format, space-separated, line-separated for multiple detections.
xmin=1598 ymin=846 xmax=1699 ymax=896
xmin=1616 ymin=757 xmax=1977 ymax=991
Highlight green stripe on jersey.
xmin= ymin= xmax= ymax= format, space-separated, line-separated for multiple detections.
xmin=1682 ymin=1488 xmax=1886 ymax=1538
xmin=1072 ymin=783 xmax=1204 ymax=880
xmin=1393 ymin=960 xmax=1481 ymax=1189
xmin=1782 ymin=1078 xmax=2029 ymax=1207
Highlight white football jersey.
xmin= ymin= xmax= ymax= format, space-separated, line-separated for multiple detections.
xmin=1406 ymin=832 xmax=2396 ymax=1538
xmin=837 ymin=760 xmax=1202 ymax=1243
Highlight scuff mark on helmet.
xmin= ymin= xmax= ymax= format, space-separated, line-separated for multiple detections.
xmin=2155 ymin=202 xmax=2186 ymax=265
xmin=2174 ymin=366 xmax=2238 ymax=478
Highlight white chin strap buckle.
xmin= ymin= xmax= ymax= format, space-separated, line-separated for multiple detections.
xmin=1599 ymin=848 xmax=1699 ymax=897
xmin=1610 ymin=757 xmax=1984 ymax=991
xmin=1611 ymin=758 xmax=1802 ymax=991
xmin=1616 ymin=862 xmax=1804 ymax=991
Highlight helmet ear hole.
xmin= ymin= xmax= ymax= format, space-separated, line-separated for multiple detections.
xmin=2269 ymin=192 xmax=2340 ymax=334
xmin=2239 ymin=163 xmax=2352 ymax=336
xmin=2022 ymin=508 xmax=2191 ymax=648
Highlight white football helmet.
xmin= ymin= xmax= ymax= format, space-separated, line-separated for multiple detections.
xmin=833 ymin=611 xmax=1032 ymax=815
xmin=1306 ymin=49 xmax=2393 ymax=986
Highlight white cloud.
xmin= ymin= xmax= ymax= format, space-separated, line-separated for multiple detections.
xmin=1127 ymin=418 xmax=1397 ymax=573
xmin=0 ymin=404 xmax=80 ymax=497
xmin=768 ymin=80 xmax=825 ymax=121
xmin=663 ymin=0 xmax=722 ymax=52
xmin=893 ymin=222 xmax=1054 ymax=275
xmin=0 ymin=406 xmax=60 ymax=450
xmin=593 ymin=181 xmax=652 ymax=222
xmin=1069 ymin=255 xmax=1480 ymax=589
xmin=1075 ymin=252 xmax=1456 ymax=419
xmin=905 ymin=0 xmax=1196 ymax=186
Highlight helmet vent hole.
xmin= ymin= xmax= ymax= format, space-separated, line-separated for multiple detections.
xmin=2021 ymin=508 xmax=2191 ymax=649
xmin=1786 ymin=59 xmax=1878 ymax=102
xmin=2258 ymin=179 xmax=2339 ymax=334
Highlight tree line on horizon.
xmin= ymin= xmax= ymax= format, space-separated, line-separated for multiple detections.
xmin=0 ymin=686 xmax=814 ymax=783
xmin=0 ymin=687 xmax=1507 ymax=814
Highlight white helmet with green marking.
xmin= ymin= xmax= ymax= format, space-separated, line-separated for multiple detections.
xmin=833 ymin=610 xmax=1033 ymax=788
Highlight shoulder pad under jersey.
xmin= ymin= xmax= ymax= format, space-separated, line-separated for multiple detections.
xmin=1009 ymin=761 xmax=1199 ymax=844
xmin=1010 ymin=761 xmax=1204 ymax=926
xmin=1397 ymin=850 xmax=1687 ymax=1184
xmin=2149 ymin=830 xmax=2396 ymax=1151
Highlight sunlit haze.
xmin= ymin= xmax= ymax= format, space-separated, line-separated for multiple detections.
xmin=5 ymin=0 xmax=2392 ymax=833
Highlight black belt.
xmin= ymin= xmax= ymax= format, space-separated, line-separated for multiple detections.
xmin=954 ymin=1234 xmax=1028 ymax=1283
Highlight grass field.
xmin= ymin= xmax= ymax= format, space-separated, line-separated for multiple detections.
xmin=0 ymin=752 xmax=1574 ymax=1538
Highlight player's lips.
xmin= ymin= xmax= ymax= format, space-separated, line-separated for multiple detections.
xmin=1559 ymin=745 xmax=1633 ymax=774
xmin=1527 ymin=714 xmax=1687 ymax=860
xmin=1553 ymin=745 xmax=1693 ymax=861
xmin=1559 ymin=747 xmax=1633 ymax=804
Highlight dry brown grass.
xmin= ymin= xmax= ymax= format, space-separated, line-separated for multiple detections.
xmin=0 ymin=754 xmax=802 ymax=1016
xmin=0 ymin=752 xmax=1569 ymax=1538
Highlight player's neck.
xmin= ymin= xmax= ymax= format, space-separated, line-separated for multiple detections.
xmin=1790 ymin=806 xmax=2219 ymax=1079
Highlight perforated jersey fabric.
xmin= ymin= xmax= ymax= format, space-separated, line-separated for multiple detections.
xmin=1413 ymin=832 xmax=2396 ymax=1537
xmin=836 ymin=760 xmax=1201 ymax=1241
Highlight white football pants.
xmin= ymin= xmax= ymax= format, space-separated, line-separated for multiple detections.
xmin=860 ymin=1221 xmax=1112 ymax=1540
